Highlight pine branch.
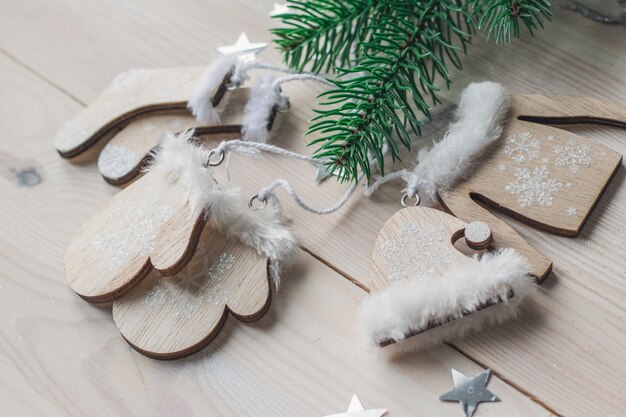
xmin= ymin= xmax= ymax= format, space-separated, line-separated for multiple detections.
xmin=271 ymin=0 xmax=552 ymax=182
xmin=469 ymin=0 xmax=552 ymax=43
xmin=271 ymin=0 xmax=376 ymax=72
xmin=308 ymin=0 xmax=472 ymax=181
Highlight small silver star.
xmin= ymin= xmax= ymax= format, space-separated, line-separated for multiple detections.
xmin=325 ymin=395 xmax=387 ymax=417
xmin=314 ymin=157 xmax=341 ymax=183
xmin=217 ymin=32 xmax=267 ymax=62
xmin=439 ymin=369 xmax=500 ymax=417
xmin=269 ymin=2 xmax=290 ymax=16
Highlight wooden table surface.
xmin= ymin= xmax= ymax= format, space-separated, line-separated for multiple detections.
xmin=0 ymin=1 xmax=625 ymax=416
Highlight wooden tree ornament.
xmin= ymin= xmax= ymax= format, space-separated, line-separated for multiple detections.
xmin=53 ymin=65 xmax=250 ymax=158
xmin=112 ymin=224 xmax=271 ymax=359
xmin=439 ymin=95 xmax=625 ymax=282
xmin=363 ymin=206 xmax=535 ymax=349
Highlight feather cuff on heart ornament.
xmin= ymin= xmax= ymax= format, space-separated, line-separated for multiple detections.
xmin=65 ymin=130 xmax=298 ymax=304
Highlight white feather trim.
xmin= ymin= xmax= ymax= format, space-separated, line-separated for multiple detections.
xmin=359 ymin=248 xmax=535 ymax=352
xmin=203 ymin=188 xmax=299 ymax=289
xmin=412 ymin=81 xmax=510 ymax=200
xmin=187 ymin=53 xmax=239 ymax=124
xmin=146 ymin=130 xmax=298 ymax=287
xmin=242 ymin=74 xmax=287 ymax=143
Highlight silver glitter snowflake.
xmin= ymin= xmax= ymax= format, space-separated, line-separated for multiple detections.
xmin=554 ymin=138 xmax=592 ymax=173
xmin=379 ymin=222 xmax=453 ymax=281
xmin=504 ymin=131 xmax=541 ymax=163
xmin=505 ymin=165 xmax=563 ymax=207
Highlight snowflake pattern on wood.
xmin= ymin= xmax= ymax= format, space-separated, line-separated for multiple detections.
xmin=505 ymin=165 xmax=563 ymax=207
xmin=379 ymin=223 xmax=453 ymax=281
xmin=554 ymin=138 xmax=593 ymax=173
xmin=504 ymin=131 xmax=541 ymax=163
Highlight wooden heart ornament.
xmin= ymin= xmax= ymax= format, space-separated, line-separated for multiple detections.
xmin=112 ymin=223 xmax=271 ymax=359
xmin=439 ymin=95 xmax=625 ymax=282
xmin=360 ymin=207 xmax=536 ymax=350
xmin=64 ymin=131 xmax=210 ymax=302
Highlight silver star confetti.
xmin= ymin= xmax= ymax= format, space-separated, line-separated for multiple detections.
xmin=217 ymin=32 xmax=267 ymax=62
xmin=325 ymin=395 xmax=387 ymax=417
xmin=439 ymin=368 xmax=500 ymax=417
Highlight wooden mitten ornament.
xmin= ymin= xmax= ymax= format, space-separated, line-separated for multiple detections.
xmin=359 ymin=207 xmax=535 ymax=350
xmin=438 ymin=95 xmax=625 ymax=281
xmin=65 ymin=131 xmax=297 ymax=358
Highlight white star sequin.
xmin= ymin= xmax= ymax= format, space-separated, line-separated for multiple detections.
xmin=269 ymin=3 xmax=290 ymax=16
xmin=505 ymin=165 xmax=563 ymax=207
xmin=504 ymin=131 xmax=541 ymax=163
xmin=566 ymin=207 xmax=578 ymax=216
xmin=554 ymin=138 xmax=592 ymax=173
xmin=325 ymin=395 xmax=386 ymax=417
xmin=217 ymin=32 xmax=267 ymax=62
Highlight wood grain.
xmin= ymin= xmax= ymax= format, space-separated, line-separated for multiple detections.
xmin=0 ymin=0 xmax=625 ymax=415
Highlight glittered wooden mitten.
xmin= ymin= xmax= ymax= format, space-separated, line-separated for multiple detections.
xmin=360 ymin=207 xmax=535 ymax=351
xmin=438 ymin=95 xmax=625 ymax=281
xmin=64 ymin=130 xmax=297 ymax=304
xmin=112 ymin=195 xmax=297 ymax=359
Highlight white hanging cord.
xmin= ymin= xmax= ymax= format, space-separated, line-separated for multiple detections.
xmin=272 ymin=73 xmax=334 ymax=89
xmin=365 ymin=170 xmax=424 ymax=198
xmin=206 ymin=139 xmax=322 ymax=167
xmin=231 ymin=59 xmax=330 ymax=88
xmin=211 ymin=82 xmax=509 ymax=216
xmin=253 ymin=176 xmax=362 ymax=215
xmin=205 ymin=138 xmax=391 ymax=215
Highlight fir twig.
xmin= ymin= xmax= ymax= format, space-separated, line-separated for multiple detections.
xmin=469 ymin=0 xmax=552 ymax=43
xmin=271 ymin=0 xmax=376 ymax=72
xmin=272 ymin=0 xmax=552 ymax=182
xmin=309 ymin=0 xmax=471 ymax=181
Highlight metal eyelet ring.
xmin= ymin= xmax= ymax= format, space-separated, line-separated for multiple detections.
xmin=401 ymin=193 xmax=420 ymax=207
xmin=276 ymin=97 xmax=291 ymax=113
xmin=225 ymin=82 xmax=239 ymax=91
xmin=205 ymin=149 xmax=225 ymax=167
xmin=248 ymin=194 xmax=268 ymax=210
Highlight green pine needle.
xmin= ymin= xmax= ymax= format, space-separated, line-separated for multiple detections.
xmin=272 ymin=0 xmax=552 ymax=182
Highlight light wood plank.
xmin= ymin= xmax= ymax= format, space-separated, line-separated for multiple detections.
xmin=1 ymin=0 xmax=625 ymax=415
xmin=0 ymin=51 xmax=550 ymax=416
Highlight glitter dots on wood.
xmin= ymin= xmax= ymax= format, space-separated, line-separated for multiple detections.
xmin=112 ymin=226 xmax=271 ymax=359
